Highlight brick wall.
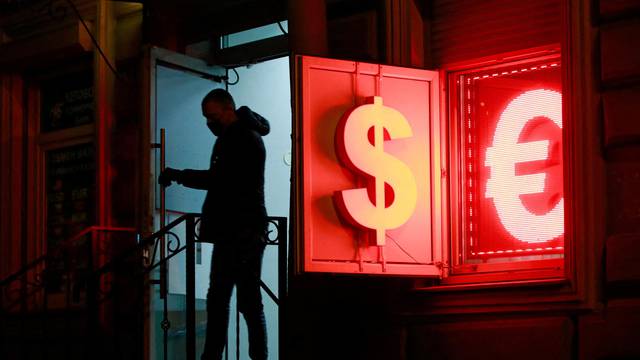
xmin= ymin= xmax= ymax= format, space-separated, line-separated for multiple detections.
xmin=402 ymin=1 xmax=640 ymax=359
xmin=577 ymin=1 xmax=640 ymax=359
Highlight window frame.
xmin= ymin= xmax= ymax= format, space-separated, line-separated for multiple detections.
xmin=439 ymin=45 xmax=570 ymax=285
xmin=413 ymin=1 xmax=603 ymax=311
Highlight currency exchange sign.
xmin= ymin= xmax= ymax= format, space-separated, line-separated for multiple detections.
xmin=334 ymin=96 xmax=417 ymax=246
xmin=484 ymin=89 xmax=563 ymax=243
xmin=467 ymin=62 xmax=564 ymax=258
xmin=299 ymin=55 xmax=441 ymax=276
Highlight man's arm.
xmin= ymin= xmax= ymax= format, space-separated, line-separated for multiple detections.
xmin=158 ymin=168 xmax=212 ymax=190
xmin=178 ymin=169 xmax=213 ymax=190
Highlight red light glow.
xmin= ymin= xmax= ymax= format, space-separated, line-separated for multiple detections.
xmin=462 ymin=59 xmax=564 ymax=261
xmin=485 ymin=89 xmax=563 ymax=243
xmin=299 ymin=55 xmax=440 ymax=275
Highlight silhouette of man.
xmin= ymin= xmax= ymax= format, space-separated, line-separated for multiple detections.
xmin=159 ymin=88 xmax=270 ymax=360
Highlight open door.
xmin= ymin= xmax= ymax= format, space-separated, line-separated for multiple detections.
xmin=143 ymin=47 xmax=291 ymax=360
xmin=143 ymin=46 xmax=226 ymax=360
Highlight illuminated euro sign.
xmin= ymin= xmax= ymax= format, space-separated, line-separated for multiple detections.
xmin=485 ymin=89 xmax=564 ymax=243
xmin=334 ymin=96 xmax=417 ymax=246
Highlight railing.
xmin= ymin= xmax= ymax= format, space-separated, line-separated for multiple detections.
xmin=0 ymin=226 xmax=137 ymax=359
xmin=0 ymin=215 xmax=288 ymax=360
xmin=117 ymin=213 xmax=287 ymax=360
xmin=0 ymin=226 xmax=136 ymax=310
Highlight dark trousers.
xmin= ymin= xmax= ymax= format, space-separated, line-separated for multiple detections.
xmin=201 ymin=231 xmax=267 ymax=360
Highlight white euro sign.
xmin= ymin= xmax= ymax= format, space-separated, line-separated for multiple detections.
xmin=485 ymin=89 xmax=564 ymax=243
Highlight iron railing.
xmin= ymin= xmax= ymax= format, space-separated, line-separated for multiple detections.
xmin=0 ymin=226 xmax=137 ymax=359
xmin=0 ymin=214 xmax=288 ymax=360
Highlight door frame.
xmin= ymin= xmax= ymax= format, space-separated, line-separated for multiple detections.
xmin=141 ymin=46 xmax=226 ymax=237
xmin=140 ymin=46 xmax=226 ymax=360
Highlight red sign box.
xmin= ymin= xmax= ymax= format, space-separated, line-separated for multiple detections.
xmin=459 ymin=59 xmax=564 ymax=262
xmin=295 ymin=55 xmax=442 ymax=276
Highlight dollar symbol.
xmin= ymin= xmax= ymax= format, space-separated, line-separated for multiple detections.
xmin=334 ymin=96 xmax=418 ymax=246
xmin=485 ymin=89 xmax=564 ymax=243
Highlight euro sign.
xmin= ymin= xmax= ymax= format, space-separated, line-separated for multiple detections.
xmin=334 ymin=96 xmax=417 ymax=246
xmin=485 ymin=89 xmax=564 ymax=243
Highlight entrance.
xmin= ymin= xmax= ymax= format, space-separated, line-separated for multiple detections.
xmin=147 ymin=47 xmax=291 ymax=359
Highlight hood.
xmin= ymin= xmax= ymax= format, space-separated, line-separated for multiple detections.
xmin=236 ymin=106 xmax=270 ymax=136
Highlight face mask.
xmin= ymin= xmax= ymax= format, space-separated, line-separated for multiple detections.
xmin=207 ymin=120 xmax=223 ymax=136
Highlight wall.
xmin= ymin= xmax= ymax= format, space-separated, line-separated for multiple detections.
xmin=3 ymin=0 xmax=640 ymax=359
xmin=286 ymin=1 xmax=640 ymax=360
xmin=579 ymin=1 xmax=640 ymax=358
xmin=0 ymin=3 xmax=145 ymax=359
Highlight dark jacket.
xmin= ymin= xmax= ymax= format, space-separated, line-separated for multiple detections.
xmin=176 ymin=106 xmax=270 ymax=242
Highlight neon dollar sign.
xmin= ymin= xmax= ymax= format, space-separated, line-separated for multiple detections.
xmin=334 ymin=96 xmax=417 ymax=246
xmin=485 ymin=89 xmax=563 ymax=243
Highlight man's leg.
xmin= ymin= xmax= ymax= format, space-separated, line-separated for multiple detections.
xmin=236 ymin=241 xmax=267 ymax=360
xmin=201 ymin=244 xmax=235 ymax=360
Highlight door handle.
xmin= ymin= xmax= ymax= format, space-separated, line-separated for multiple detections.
xmin=152 ymin=128 xmax=168 ymax=298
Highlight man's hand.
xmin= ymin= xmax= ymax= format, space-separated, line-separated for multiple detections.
xmin=159 ymin=167 xmax=181 ymax=187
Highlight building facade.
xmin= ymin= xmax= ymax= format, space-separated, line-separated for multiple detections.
xmin=1 ymin=0 xmax=639 ymax=359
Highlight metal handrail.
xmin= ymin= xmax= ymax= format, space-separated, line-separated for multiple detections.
xmin=92 ymin=213 xmax=287 ymax=360
xmin=0 ymin=256 xmax=47 ymax=289
xmin=87 ymin=213 xmax=200 ymax=360
xmin=1 ymin=215 xmax=287 ymax=360
xmin=90 ymin=213 xmax=195 ymax=278
xmin=0 ymin=225 xmax=140 ymax=359
xmin=67 ymin=226 xmax=137 ymax=245
xmin=0 ymin=226 xmax=138 ymax=316
xmin=0 ymin=226 xmax=136 ymax=289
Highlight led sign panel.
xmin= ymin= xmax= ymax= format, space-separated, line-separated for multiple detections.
xmin=297 ymin=56 xmax=441 ymax=276
xmin=459 ymin=60 xmax=564 ymax=262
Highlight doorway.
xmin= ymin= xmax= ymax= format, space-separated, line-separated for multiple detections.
xmin=148 ymin=48 xmax=291 ymax=359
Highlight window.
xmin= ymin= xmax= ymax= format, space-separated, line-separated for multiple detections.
xmin=40 ymin=72 xmax=94 ymax=133
xmin=445 ymin=50 xmax=565 ymax=282
xmin=219 ymin=21 xmax=288 ymax=49
xmin=35 ymin=69 xmax=95 ymax=247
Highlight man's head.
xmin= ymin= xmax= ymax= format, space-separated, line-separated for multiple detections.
xmin=201 ymin=88 xmax=237 ymax=136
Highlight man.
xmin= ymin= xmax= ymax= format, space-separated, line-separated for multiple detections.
xmin=159 ymin=88 xmax=270 ymax=360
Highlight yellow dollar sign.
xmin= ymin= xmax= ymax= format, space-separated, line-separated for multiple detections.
xmin=334 ymin=96 xmax=417 ymax=246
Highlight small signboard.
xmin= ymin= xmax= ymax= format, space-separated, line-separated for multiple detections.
xmin=295 ymin=55 xmax=442 ymax=276
xmin=40 ymin=72 xmax=94 ymax=132
xmin=46 ymin=142 xmax=95 ymax=252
